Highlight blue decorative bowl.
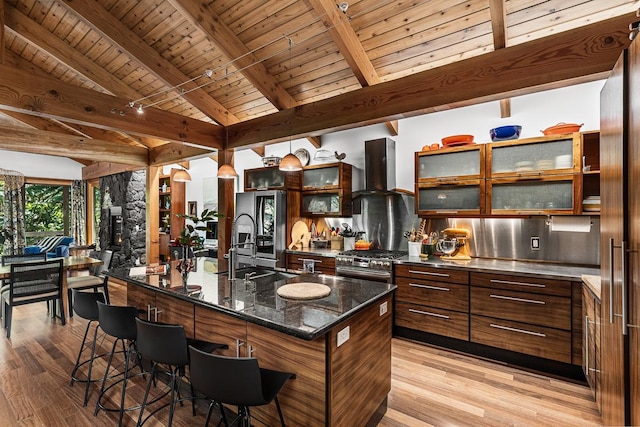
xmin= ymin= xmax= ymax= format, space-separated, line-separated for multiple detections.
xmin=490 ymin=125 xmax=522 ymax=142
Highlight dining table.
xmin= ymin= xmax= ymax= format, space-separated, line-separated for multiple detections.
xmin=0 ymin=255 xmax=103 ymax=319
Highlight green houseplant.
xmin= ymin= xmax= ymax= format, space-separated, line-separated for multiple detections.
xmin=175 ymin=208 xmax=221 ymax=251
xmin=172 ymin=209 xmax=221 ymax=292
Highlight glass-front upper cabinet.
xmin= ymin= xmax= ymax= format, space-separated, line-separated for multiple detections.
xmin=244 ymin=166 xmax=301 ymax=191
xmin=416 ymin=145 xmax=485 ymax=183
xmin=487 ymin=175 xmax=578 ymax=215
xmin=301 ymin=191 xmax=347 ymax=216
xmin=301 ymin=163 xmax=353 ymax=216
xmin=416 ymin=181 xmax=485 ymax=216
xmin=302 ymin=162 xmax=351 ymax=190
xmin=487 ymin=134 xmax=581 ymax=178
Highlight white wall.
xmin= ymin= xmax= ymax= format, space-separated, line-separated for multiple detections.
xmin=0 ymin=150 xmax=83 ymax=180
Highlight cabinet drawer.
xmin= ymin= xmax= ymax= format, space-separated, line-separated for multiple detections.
xmin=471 ymin=272 xmax=571 ymax=297
xmin=395 ymin=302 xmax=469 ymax=340
xmin=395 ymin=264 xmax=469 ymax=284
xmin=471 ymin=315 xmax=571 ymax=363
xmin=396 ymin=277 xmax=468 ymax=312
xmin=471 ymin=286 xmax=571 ymax=330
xmin=286 ymin=253 xmax=335 ymax=274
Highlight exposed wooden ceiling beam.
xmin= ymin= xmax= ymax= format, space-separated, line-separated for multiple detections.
xmin=149 ymin=142 xmax=218 ymax=166
xmin=489 ymin=0 xmax=511 ymax=118
xmin=0 ymin=63 xmax=224 ymax=148
xmin=226 ymin=12 xmax=633 ymax=148
xmin=169 ymin=0 xmax=295 ymax=110
xmin=0 ymin=123 xmax=148 ymax=165
xmin=307 ymin=0 xmax=398 ymax=136
xmin=170 ymin=0 xmax=322 ymax=149
xmin=82 ymin=162 xmax=143 ymax=181
xmin=499 ymin=99 xmax=511 ymax=118
xmin=4 ymin=4 xmax=137 ymax=99
xmin=58 ymin=0 xmax=235 ymax=125
xmin=489 ymin=0 xmax=507 ymax=50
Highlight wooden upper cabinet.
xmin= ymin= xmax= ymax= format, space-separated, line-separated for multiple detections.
xmin=416 ymin=144 xmax=485 ymax=183
xmin=244 ymin=166 xmax=302 ymax=191
xmin=301 ymin=162 xmax=352 ymax=217
xmin=486 ymin=134 xmax=581 ymax=178
xmin=414 ymin=133 xmax=593 ymax=217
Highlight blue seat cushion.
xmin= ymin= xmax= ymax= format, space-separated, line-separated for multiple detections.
xmin=24 ymin=236 xmax=74 ymax=257
xmin=24 ymin=246 xmax=45 ymax=255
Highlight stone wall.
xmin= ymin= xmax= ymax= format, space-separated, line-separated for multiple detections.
xmin=99 ymin=171 xmax=146 ymax=268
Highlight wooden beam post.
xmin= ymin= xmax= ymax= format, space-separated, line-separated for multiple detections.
xmin=146 ymin=166 xmax=161 ymax=264
xmin=217 ymin=150 xmax=235 ymax=272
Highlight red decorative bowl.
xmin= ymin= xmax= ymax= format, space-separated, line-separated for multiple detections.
xmin=441 ymin=134 xmax=474 ymax=145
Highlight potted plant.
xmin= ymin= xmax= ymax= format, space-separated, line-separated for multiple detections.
xmin=173 ymin=209 xmax=221 ymax=289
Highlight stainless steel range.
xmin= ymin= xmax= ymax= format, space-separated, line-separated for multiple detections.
xmin=335 ymin=249 xmax=407 ymax=283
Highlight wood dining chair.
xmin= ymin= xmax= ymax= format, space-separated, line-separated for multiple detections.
xmin=1 ymin=259 xmax=65 ymax=338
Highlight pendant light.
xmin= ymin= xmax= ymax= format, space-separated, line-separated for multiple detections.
xmin=173 ymin=168 xmax=192 ymax=182
xmin=217 ymin=68 xmax=239 ymax=179
xmin=279 ymin=38 xmax=303 ymax=172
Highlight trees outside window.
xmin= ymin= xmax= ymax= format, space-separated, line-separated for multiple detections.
xmin=24 ymin=183 xmax=70 ymax=245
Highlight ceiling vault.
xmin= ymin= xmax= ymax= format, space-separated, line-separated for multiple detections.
xmin=0 ymin=0 xmax=637 ymax=172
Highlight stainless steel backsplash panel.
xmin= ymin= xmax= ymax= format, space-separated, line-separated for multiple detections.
xmin=422 ymin=217 xmax=600 ymax=266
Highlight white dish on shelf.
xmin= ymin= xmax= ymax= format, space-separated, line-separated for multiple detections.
xmin=294 ymin=148 xmax=310 ymax=166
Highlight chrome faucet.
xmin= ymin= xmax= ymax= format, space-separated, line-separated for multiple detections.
xmin=227 ymin=212 xmax=257 ymax=280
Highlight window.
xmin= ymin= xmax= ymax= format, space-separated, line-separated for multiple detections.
xmin=24 ymin=183 xmax=70 ymax=245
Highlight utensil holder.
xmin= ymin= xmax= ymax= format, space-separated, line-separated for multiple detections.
xmin=408 ymin=242 xmax=421 ymax=257
xmin=330 ymin=236 xmax=344 ymax=250
xmin=344 ymin=237 xmax=355 ymax=251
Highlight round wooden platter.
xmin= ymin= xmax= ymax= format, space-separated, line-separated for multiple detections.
xmin=276 ymin=282 xmax=331 ymax=300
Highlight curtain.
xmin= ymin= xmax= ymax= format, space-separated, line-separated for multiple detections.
xmin=71 ymin=180 xmax=86 ymax=246
xmin=2 ymin=185 xmax=26 ymax=255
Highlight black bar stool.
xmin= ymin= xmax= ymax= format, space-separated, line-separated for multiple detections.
xmin=94 ymin=301 xmax=144 ymax=426
xmin=134 ymin=318 xmax=227 ymax=427
xmin=188 ymin=345 xmax=295 ymax=427
xmin=69 ymin=289 xmax=106 ymax=407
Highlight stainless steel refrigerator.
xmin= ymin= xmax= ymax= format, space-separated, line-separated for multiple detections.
xmin=235 ymin=190 xmax=287 ymax=269
xmin=600 ymin=38 xmax=640 ymax=426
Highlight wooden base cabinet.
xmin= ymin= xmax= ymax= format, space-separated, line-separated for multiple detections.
xmin=195 ymin=293 xmax=393 ymax=426
xmin=582 ymin=285 xmax=602 ymax=412
xmin=124 ymin=279 xmax=195 ymax=338
xmin=394 ymin=264 xmax=470 ymax=340
xmin=470 ymin=272 xmax=573 ymax=363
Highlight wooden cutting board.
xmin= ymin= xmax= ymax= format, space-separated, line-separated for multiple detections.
xmin=290 ymin=220 xmax=309 ymax=249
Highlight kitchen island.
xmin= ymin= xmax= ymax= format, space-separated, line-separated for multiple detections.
xmin=106 ymin=258 xmax=395 ymax=427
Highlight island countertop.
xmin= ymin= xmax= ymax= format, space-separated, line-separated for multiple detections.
xmin=106 ymin=258 xmax=396 ymax=341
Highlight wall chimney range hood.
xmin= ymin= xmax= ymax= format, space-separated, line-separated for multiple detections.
xmin=355 ymin=137 xmax=398 ymax=195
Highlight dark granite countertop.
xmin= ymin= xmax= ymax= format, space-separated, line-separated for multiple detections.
xmin=396 ymin=255 xmax=600 ymax=281
xmin=106 ymin=258 xmax=395 ymax=341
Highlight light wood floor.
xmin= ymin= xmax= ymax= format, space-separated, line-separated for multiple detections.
xmin=0 ymin=280 xmax=603 ymax=426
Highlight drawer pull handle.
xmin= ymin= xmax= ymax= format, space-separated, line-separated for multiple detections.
xmin=489 ymin=323 xmax=546 ymax=337
xmin=489 ymin=294 xmax=545 ymax=305
xmin=409 ymin=283 xmax=450 ymax=291
xmin=297 ymin=258 xmax=323 ymax=264
xmin=408 ymin=308 xmax=450 ymax=319
xmin=408 ymin=270 xmax=449 ymax=277
xmin=490 ymin=279 xmax=545 ymax=288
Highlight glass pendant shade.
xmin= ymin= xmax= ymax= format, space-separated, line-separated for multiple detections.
xmin=173 ymin=169 xmax=192 ymax=182
xmin=279 ymin=153 xmax=303 ymax=171
xmin=217 ymin=163 xmax=238 ymax=179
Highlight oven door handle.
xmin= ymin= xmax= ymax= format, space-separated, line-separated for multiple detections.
xmin=335 ymin=266 xmax=391 ymax=281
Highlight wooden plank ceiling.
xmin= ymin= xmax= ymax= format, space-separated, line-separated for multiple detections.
xmin=0 ymin=0 xmax=638 ymax=169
